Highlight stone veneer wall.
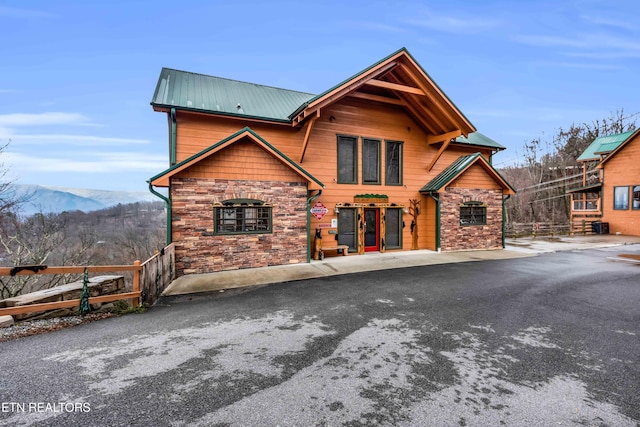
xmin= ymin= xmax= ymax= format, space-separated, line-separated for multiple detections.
xmin=171 ymin=177 xmax=308 ymax=275
xmin=439 ymin=188 xmax=503 ymax=251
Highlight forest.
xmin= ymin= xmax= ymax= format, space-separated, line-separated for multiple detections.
xmin=499 ymin=110 xmax=637 ymax=226
xmin=0 ymin=201 xmax=166 ymax=298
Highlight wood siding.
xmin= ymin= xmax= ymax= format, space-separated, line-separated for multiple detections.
xmin=173 ymin=98 xmax=497 ymax=251
xmin=601 ymin=134 xmax=640 ymax=236
xmin=177 ymin=138 xmax=303 ymax=183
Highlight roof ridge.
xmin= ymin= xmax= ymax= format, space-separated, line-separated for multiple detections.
xmin=160 ymin=67 xmax=317 ymax=96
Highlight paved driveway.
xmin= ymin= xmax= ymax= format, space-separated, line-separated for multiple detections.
xmin=2 ymin=245 xmax=639 ymax=426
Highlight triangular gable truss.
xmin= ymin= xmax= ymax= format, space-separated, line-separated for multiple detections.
xmin=291 ymin=48 xmax=476 ymax=143
xmin=149 ymin=127 xmax=324 ymax=189
xmin=419 ymin=153 xmax=515 ymax=195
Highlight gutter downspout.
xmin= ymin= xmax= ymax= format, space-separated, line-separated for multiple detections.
xmin=502 ymin=195 xmax=511 ymax=248
xmin=428 ymin=192 xmax=441 ymax=252
xmin=306 ymin=190 xmax=322 ymax=263
xmin=148 ymin=182 xmax=172 ymax=246
xmin=170 ymin=108 xmax=177 ymax=166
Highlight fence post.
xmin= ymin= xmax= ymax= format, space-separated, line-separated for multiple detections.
xmin=132 ymin=260 xmax=141 ymax=307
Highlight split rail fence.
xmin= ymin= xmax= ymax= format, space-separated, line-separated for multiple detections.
xmin=0 ymin=243 xmax=175 ymax=318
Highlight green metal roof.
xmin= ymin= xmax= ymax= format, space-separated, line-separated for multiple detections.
xmin=576 ymin=130 xmax=635 ymax=162
xmin=454 ymin=132 xmax=505 ymax=151
xmin=420 ymin=153 xmax=515 ymax=193
xmin=151 ymin=68 xmax=316 ymax=122
xmin=420 ymin=153 xmax=481 ymax=192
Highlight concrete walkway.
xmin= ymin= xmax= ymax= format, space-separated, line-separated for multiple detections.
xmin=162 ymin=234 xmax=640 ymax=296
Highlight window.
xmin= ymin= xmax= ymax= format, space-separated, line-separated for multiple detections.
xmin=614 ymin=186 xmax=629 ymax=210
xmin=385 ymin=208 xmax=402 ymax=249
xmin=337 ymin=135 xmax=357 ymax=184
xmin=214 ymin=199 xmax=272 ymax=234
xmin=633 ymin=186 xmax=640 ymax=210
xmin=385 ymin=140 xmax=403 ymax=185
xmin=337 ymin=208 xmax=357 ymax=252
xmin=362 ymin=138 xmax=381 ymax=184
xmin=460 ymin=201 xmax=487 ymax=226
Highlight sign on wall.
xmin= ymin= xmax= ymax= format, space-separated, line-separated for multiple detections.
xmin=310 ymin=201 xmax=329 ymax=220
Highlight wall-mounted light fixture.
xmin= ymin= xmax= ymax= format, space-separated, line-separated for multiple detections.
xmin=334 ymin=206 xmax=340 ymax=214
xmin=403 ymin=207 xmax=409 ymax=214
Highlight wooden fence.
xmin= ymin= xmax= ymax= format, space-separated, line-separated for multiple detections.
xmin=505 ymin=222 xmax=571 ymax=238
xmin=140 ymin=243 xmax=175 ymax=307
xmin=0 ymin=243 xmax=175 ymax=318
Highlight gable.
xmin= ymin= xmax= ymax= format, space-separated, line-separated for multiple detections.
xmin=149 ymin=127 xmax=323 ymax=189
xmin=292 ymin=48 xmax=476 ymax=140
xmin=420 ymin=153 xmax=515 ymax=195
xmin=448 ymin=163 xmax=502 ymax=190
xmin=176 ymin=139 xmax=305 ymax=183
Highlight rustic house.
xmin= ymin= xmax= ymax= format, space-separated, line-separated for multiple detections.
xmin=568 ymin=129 xmax=640 ymax=236
xmin=148 ymin=48 xmax=515 ymax=276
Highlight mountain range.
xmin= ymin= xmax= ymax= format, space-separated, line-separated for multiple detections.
xmin=12 ymin=184 xmax=162 ymax=215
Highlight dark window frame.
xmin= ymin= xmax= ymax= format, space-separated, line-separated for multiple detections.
xmin=337 ymin=207 xmax=358 ymax=252
xmin=337 ymin=135 xmax=358 ymax=184
xmin=384 ymin=207 xmax=403 ymax=249
xmin=460 ymin=201 xmax=487 ymax=226
xmin=385 ymin=140 xmax=403 ymax=186
xmin=613 ymin=186 xmax=629 ymax=210
xmin=362 ymin=137 xmax=381 ymax=185
xmin=214 ymin=199 xmax=272 ymax=235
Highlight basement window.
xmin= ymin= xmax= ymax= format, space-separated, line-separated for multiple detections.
xmin=460 ymin=201 xmax=487 ymax=226
xmin=214 ymin=199 xmax=272 ymax=234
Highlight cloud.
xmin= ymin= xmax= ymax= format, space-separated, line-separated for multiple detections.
xmin=0 ymin=6 xmax=55 ymax=19
xmin=0 ymin=112 xmax=93 ymax=127
xmin=580 ymin=15 xmax=634 ymax=31
xmin=350 ymin=21 xmax=408 ymax=33
xmin=0 ymin=132 xmax=151 ymax=145
xmin=5 ymin=152 xmax=167 ymax=174
xmin=407 ymin=8 xmax=502 ymax=34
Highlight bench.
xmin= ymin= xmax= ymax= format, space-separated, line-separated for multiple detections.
xmin=317 ymin=245 xmax=349 ymax=260
xmin=313 ymin=228 xmax=349 ymax=260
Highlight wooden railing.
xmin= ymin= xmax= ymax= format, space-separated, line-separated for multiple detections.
xmin=140 ymin=243 xmax=175 ymax=306
xmin=0 ymin=263 xmax=141 ymax=317
xmin=506 ymin=222 xmax=571 ymax=238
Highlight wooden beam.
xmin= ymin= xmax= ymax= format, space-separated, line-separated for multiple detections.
xmin=365 ymin=79 xmax=425 ymax=96
xmin=292 ymin=61 xmax=399 ymax=125
xmin=426 ymin=138 xmax=452 ymax=172
xmin=299 ymin=112 xmax=319 ymax=163
xmin=348 ymin=91 xmax=405 ymax=106
xmin=427 ymin=130 xmax=462 ymax=145
xmin=0 ymin=265 xmax=141 ymax=276
xmin=0 ymin=292 xmax=142 ymax=316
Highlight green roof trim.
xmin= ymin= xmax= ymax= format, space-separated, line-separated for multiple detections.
xmin=419 ymin=153 xmax=515 ymax=194
xmin=151 ymin=68 xmax=316 ymax=122
xmin=148 ymin=127 xmax=324 ymax=188
xmin=576 ymin=130 xmax=635 ymax=162
xmin=454 ymin=132 xmax=505 ymax=151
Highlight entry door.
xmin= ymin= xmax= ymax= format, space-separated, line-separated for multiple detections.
xmin=364 ymin=208 xmax=379 ymax=252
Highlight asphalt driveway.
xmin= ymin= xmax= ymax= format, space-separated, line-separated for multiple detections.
xmin=2 ymin=244 xmax=639 ymax=426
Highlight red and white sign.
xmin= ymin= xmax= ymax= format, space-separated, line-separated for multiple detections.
xmin=310 ymin=201 xmax=329 ymax=220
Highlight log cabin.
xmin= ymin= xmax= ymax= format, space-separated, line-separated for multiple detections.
xmin=148 ymin=48 xmax=516 ymax=276
xmin=568 ymin=129 xmax=640 ymax=236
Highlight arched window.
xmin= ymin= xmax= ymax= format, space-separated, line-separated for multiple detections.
xmin=460 ymin=201 xmax=486 ymax=226
xmin=214 ymin=199 xmax=272 ymax=234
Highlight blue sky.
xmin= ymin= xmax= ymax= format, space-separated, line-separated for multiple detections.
xmin=1 ymin=0 xmax=638 ymax=192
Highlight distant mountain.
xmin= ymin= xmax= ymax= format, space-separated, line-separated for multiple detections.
xmin=13 ymin=184 xmax=160 ymax=215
